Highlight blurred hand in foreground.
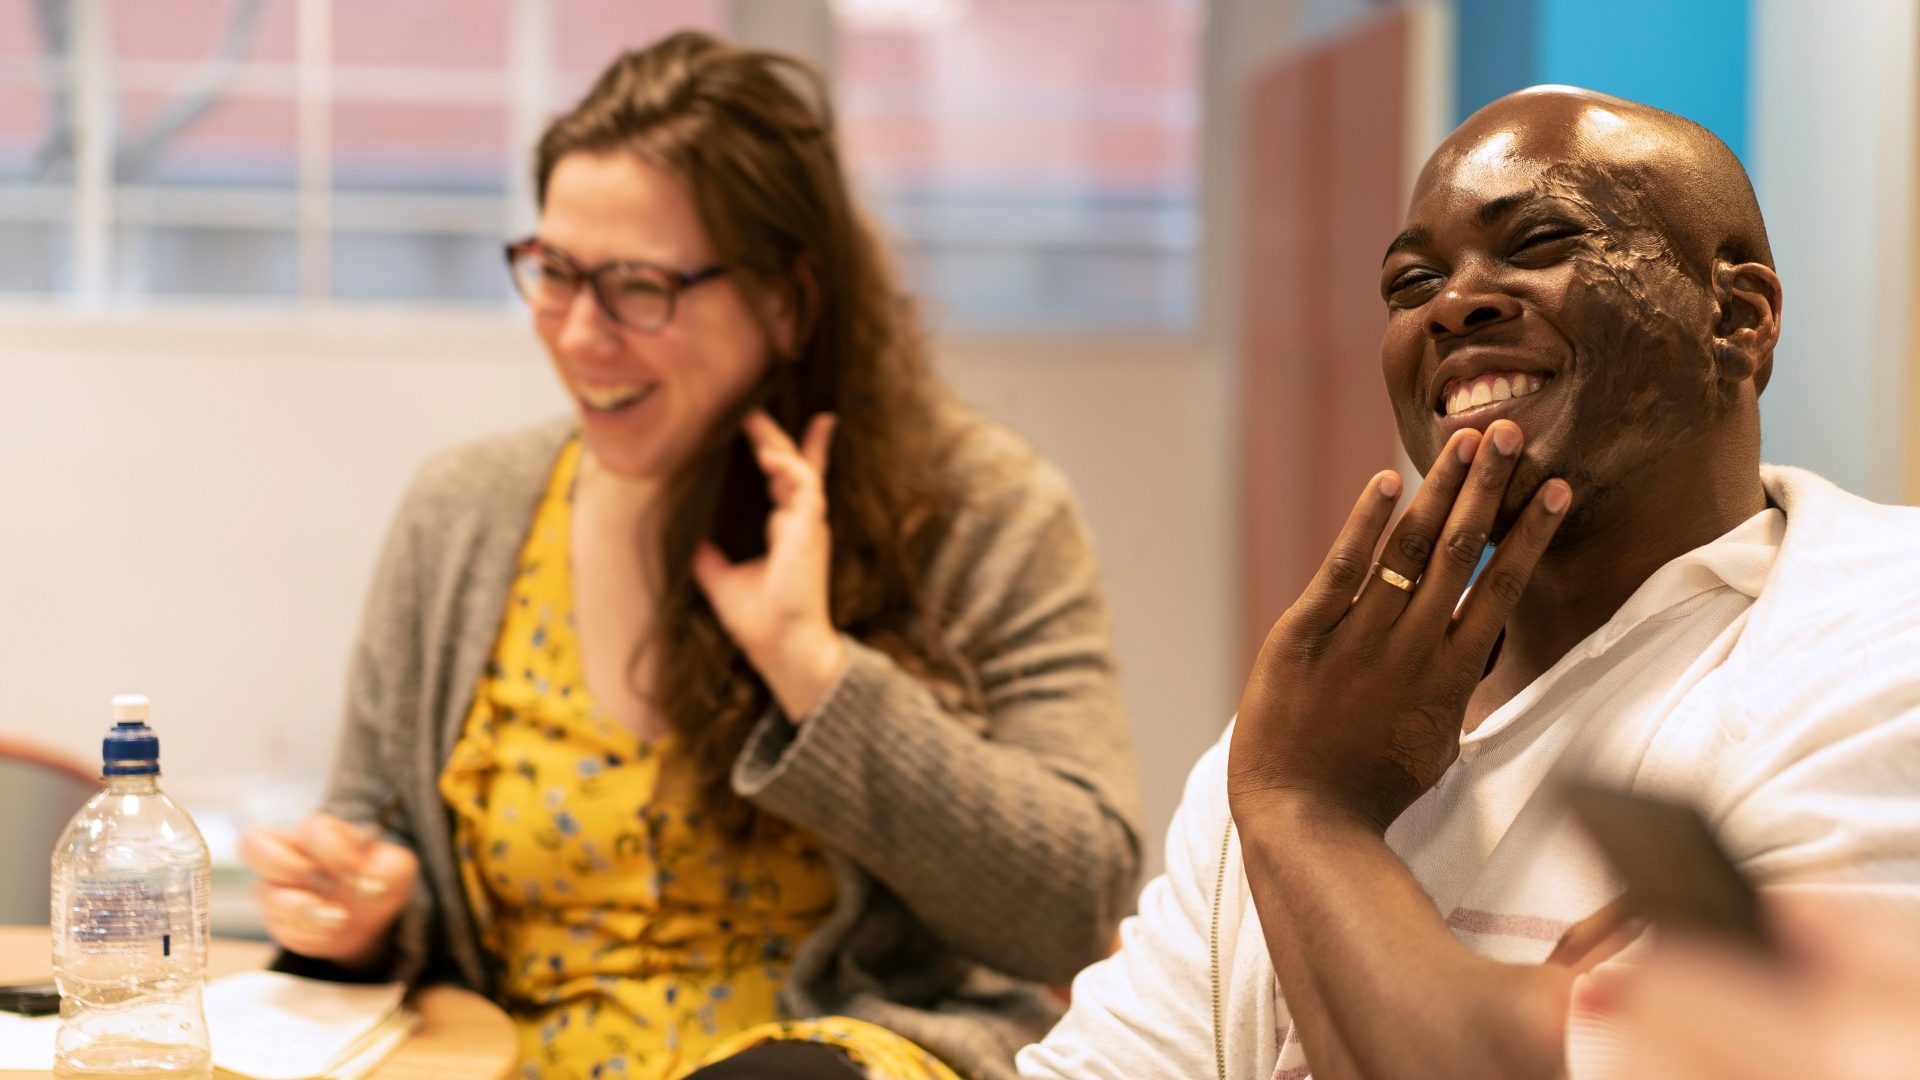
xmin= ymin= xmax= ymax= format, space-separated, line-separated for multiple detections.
xmin=1594 ymin=895 xmax=1920 ymax=1080
xmin=240 ymin=811 xmax=418 ymax=968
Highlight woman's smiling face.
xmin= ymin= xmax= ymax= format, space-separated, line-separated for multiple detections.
xmin=533 ymin=151 xmax=789 ymax=480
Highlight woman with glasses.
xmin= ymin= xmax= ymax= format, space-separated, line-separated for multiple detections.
xmin=239 ymin=30 xmax=1141 ymax=1080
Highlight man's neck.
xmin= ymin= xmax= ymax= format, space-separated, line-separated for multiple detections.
xmin=1474 ymin=442 xmax=1768 ymax=724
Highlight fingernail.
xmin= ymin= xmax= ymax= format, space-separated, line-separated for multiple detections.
xmin=1491 ymin=423 xmax=1521 ymax=456
xmin=1456 ymin=432 xmax=1481 ymax=464
xmin=1378 ymin=472 xmax=1403 ymax=499
xmin=1544 ymin=482 xmax=1571 ymax=514
xmin=307 ymin=904 xmax=349 ymax=927
xmin=351 ymin=874 xmax=390 ymax=899
xmin=1573 ymin=968 xmax=1623 ymax=1014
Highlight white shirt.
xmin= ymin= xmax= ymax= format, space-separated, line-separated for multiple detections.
xmin=1019 ymin=467 xmax=1920 ymax=1080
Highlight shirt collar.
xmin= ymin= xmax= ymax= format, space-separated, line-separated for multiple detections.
xmin=1590 ymin=503 xmax=1785 ymax=653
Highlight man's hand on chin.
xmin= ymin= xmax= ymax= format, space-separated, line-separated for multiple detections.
xmin=1228 ymin=420 xmax=1569 ymax=833
xmin=1228 ymin=420 xmax=1577 ymax=1080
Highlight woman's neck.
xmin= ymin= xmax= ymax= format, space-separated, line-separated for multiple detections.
xmin=571 ymin=444 xmax=670 ymax=741
xmin=577 ymin=446 xmax=662 ymax=516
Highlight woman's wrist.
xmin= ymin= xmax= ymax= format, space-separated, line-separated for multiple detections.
xmin=334 ymin=929 xmax=394 ymax=972
xmin=753 ymin=624 xmax=849 ymax=722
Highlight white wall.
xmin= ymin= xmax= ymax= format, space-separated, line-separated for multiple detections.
xmin=0 ymin=309 xmax=567 ymax=822
xmin=1751 ymin=0 xmax=1917 ymax=503
xmin=0 ymin=308 xmax=1233 ymax=878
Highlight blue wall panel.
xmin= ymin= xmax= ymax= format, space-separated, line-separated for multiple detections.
xmin=1454 ymin=0 xmax=1539 ymax=127
xmin=1455 ymin=0 xmax=1750 ymax=161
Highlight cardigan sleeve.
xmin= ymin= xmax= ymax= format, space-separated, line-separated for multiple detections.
xmin=272 ymin=469 xmax=440 ymax=988
xmin=732 ymin=432 xmax=1143 ymax=985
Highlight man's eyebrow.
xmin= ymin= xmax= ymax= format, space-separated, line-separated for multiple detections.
xmin=1473 ymin=191 xmax=1535 ymax=228
xmin=1382 ymin=191 xmax=1546 ymax=264
xmin=1382 ymin=226 xmax=1430 ymax=264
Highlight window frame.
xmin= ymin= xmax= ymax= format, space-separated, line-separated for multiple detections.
xmin=3 ymin=0 xmax=1212 ymax=353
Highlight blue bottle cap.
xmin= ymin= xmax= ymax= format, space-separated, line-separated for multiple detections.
xmin=103 ymin=694 xmax=159 ymax=776
xmin=103 ymin=722 xmax=159 ymax=776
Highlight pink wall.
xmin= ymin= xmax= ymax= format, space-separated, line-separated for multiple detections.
xmin=1238 ymin=12 xmax=1410 ymax=667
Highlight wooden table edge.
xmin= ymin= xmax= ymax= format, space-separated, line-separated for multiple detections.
xmin=0 ymin=926 xmax=514 ymax=1080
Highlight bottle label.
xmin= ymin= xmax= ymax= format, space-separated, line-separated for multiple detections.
xmin=64 ymin=877 xmax=170 ymax=950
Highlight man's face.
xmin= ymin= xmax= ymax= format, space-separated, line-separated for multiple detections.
xmin=1379 ymin=109 xmax=1723 ymax=538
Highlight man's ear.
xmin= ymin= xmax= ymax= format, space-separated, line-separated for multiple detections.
xmin=1711 ymin=260 xmax=1783 ymax=395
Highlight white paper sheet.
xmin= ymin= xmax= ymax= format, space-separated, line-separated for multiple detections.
xmin=0 ymin=1012 xmax=59 ymax=1068
xmin=205 ymin=971 xmax=407 ymax=1080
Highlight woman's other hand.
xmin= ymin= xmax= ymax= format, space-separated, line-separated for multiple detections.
xmin=693 ymin=409 xmax=848 ymax=720
xmin=240 ymin=812 xmax=419 ymax=968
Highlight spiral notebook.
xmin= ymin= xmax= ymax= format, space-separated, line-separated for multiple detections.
xmin=207 ymin=971 xmax=418 ymax=1080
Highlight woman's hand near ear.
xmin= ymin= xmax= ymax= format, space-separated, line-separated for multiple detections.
xmin=692 ymin=410 xmax=848 ymax=720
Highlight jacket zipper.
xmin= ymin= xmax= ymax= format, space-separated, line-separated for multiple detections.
xmin=1211 ymin=819 xmax=1234 ymax=1080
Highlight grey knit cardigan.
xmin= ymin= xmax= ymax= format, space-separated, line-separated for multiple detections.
xmin=276 ymin=414 xmax=1144 ymax=1080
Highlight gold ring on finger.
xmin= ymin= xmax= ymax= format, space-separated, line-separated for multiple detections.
xmin=1371 ymin=561 xmax=1417 ymax=594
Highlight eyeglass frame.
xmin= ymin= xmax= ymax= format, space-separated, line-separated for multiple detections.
xmin=503 ymin=237 xmax=728 ymax=332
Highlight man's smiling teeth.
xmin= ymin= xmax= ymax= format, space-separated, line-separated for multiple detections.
xmin=1443 ymin=372 xmax=1546 ymax=417
xmin=578 ymin=384 xmax=654 ymax=411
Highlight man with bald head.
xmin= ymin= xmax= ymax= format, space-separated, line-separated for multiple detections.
xmin=1019 ymin=88 xmax=1920 ymax=1079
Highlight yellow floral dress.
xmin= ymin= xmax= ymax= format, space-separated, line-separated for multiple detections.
xmin=439 ymin=440 xmax=963 ymax=1080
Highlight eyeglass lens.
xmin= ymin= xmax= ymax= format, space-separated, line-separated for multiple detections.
xmin=510 ymin=249 xmax=675 ymax=330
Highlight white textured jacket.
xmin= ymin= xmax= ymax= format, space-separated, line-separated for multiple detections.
xmin=1021 ymin=467 xmax=1920 ymax=1080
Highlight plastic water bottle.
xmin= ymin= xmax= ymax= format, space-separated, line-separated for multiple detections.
xmin=50 ymin=695 xmax=212 ymax=1079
